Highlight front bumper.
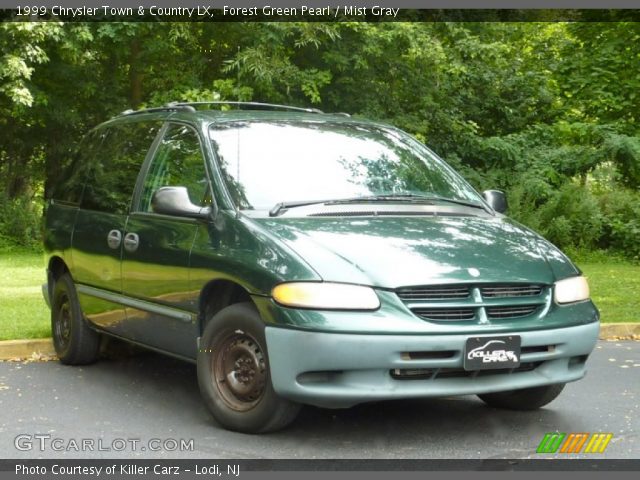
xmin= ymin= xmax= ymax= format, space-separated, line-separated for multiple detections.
xmin=265 ymin=321 xmax=599 ymax=408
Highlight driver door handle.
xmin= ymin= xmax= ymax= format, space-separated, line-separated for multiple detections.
xmin=107 ymin=230 xmax=122 ymax=249
xmin=123 ymin=232 xmax=140 ymax=253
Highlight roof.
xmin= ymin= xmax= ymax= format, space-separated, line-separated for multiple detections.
xmin=104 ymin=102 xmax=387 ymax=129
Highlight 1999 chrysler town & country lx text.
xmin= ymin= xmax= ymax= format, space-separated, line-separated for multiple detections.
xmin=43 ymin=102 xmax=599 ymax=433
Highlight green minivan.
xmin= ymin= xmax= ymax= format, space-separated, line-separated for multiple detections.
xmin=43 ymin=102 xmax=599 ymax=433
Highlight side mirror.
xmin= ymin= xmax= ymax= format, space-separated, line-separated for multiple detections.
xmin=482 ymin=190 xmax=508 ymax=214
xmin=151 ymin=186 xmax=213 ymax=220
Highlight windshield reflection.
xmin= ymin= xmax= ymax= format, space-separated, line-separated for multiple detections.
xmin=209 ymin=120 xmax=483 ymax=210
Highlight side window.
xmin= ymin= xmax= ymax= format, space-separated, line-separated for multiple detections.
xmin=138 ymin=124 xmax=210 ymax=213
xmin=81 ymin=122 xmax=160 ymax=214
xmin=49 ymin=130 xmax=106 ymax=204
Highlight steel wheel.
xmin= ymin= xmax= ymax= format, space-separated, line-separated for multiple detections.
xmin=54 ymin=294 xmax=72 ymax=352
xmin=213 ymin=333 xmax=267 ymax=411
xmin=197 ymin=302 xmax=301 ymax=433
xmin=51 ymin=272 xmax=100 ymax=365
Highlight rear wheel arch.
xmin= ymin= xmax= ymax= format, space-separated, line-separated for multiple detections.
xmin=48 ymin=256 xmax=70 ymax=280
xmin=47 ymin=256 xmax=70 ymax=300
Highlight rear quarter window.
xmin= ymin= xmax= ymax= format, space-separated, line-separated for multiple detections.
xmin=81 ymin=121 xmax=161 ymax=214
xmin=48 ymin=129 xmax=104 ymax=205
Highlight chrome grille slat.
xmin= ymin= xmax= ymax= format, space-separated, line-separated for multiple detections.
xmin=481 ymin=285 xmax=543 ymax=298
xmin=397 ymin=283 xmax=548 ymax=322
xmin=486 ymin=305 xmax=539 ymax=319
xmin=397 ymin=286 xmax=470 ymax=300
xmin=413 ymin=308 xmax=475 ymax=321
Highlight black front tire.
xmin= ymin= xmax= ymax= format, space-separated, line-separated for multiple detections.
xmin=51 ymin=273 xmax=100 ymax=365
xmin=478 ymin=383 xmax=566 ymax=410
xmin=197 ymin=302 xmax=301 ymax=433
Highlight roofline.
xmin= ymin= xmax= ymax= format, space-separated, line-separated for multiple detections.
xmin=117 ymin=101 xmax=346 ymax=118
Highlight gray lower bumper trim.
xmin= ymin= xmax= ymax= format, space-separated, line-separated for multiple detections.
xmin=265 ymin=322 xmax=600 ymax=408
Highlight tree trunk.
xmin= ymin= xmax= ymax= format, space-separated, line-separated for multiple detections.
xmin=129 ymin=38 xmax=143 ymax=109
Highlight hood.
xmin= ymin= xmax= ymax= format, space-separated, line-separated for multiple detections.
xmin=251 ymin=215 xmax=578 ymax=289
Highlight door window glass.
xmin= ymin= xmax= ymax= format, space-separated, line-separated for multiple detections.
xmin=138 ymin=124 xmax=210 ymax=213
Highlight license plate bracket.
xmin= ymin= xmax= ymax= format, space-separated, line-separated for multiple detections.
xmin=463 ymin=335 xmax=521 ymax=371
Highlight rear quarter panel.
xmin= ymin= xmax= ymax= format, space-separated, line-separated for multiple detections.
xmin=43 ymin=201 xmax=80 ymax=274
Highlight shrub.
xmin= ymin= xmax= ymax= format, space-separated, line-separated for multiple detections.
xmin=597 ymin=189 xmax=640 ymax=260
xmin=0 ymin=194 xmax=43 ymax=250
xmin=508 ymin=182 xmax=603 ymax=251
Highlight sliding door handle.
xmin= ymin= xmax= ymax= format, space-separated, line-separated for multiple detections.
xmin=123 ymin=232 xmax=140 ymax=253
xmin=107 ymin=230 xmax=122 ymax=249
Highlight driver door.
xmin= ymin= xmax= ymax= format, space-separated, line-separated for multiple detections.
xmin=120 ymin=122 xmax=212 ymax=358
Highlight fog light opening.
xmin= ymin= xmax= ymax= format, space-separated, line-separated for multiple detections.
xmin=401 ymin=350 xmax=457 ymax=361
xmin=297 ymin=371 xmax=344 ymax=384
xmin=390 ymin=368 xmax=436 ymax=380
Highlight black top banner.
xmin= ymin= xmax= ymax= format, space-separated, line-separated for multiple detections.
xmin=2 ymin=0 xmax=640 ymax=7
xmin=2 ymin=6 xmax=640 ymax=21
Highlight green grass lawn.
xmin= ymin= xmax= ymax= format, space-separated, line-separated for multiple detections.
xmin=0 ymin=250 xmax=638 ymax=341
xmin=0 ymin=250 xmax=50 ymax=340
xmin=579 ymin=262 xmax=640 ymax=325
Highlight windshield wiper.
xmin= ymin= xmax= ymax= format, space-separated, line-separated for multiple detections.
xmin=269 ymin=194 xmax=490 ymax=217
xmin=326 ymin=194 xmax=490 ymax=212
xmin=269 ymin=199 xmax=333 ymax=217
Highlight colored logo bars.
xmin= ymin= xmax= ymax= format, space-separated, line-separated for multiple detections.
xmin=537 ymin=433 xmax=613 ymax=454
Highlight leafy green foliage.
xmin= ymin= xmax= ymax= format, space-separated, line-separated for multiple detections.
xmin=597 ymin=189 xmax=640 ymax=260
xmin=0 ymin=22 xmax=62 ymax=107
xmin=510 ymin=182 xmax=604 ymax=251
xmin=0 ymin=192 xmax=43 ymax=249
xmin=0 ymin=21 xmax=638 ymax=259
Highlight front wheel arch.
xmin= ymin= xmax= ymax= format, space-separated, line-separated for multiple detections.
xmin=196 ymin=302 xmax=300 ymax=433
xmin=197 ymin=279 xmax=254 ymax=335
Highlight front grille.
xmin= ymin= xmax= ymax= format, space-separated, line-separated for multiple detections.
xmin=397 ymin=283 xmax=548 ymax=323
xmin=481 ymin=285 xmax=543 ymax=298
xmin=486 ymin=305 xmax=539 ymax=319
xmin=436 ymin=362 xmax=541 ymax=378
xmin=390 ymin=362 xmax=542 ymax=380
xmin=413 ymin=308 xmax=475 ymax=321
xmin=397 ymin=285 xmax=470 ymax=301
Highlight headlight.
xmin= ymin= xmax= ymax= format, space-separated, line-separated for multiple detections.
xmin=272 ymin=282 xmax=380 ymax=310
xmin=554 ymin=276 xmax=590 ymax=304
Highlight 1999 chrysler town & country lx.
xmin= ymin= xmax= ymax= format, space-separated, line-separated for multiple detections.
xmin=43 ymin=102 xmax=599 ymax=433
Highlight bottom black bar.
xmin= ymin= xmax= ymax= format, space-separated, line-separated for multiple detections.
xmin=1 ymin=459 xmax=639 ymax=472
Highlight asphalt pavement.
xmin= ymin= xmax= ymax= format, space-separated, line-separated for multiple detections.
xmin=0 ymin=340 xmax=638 ymax=459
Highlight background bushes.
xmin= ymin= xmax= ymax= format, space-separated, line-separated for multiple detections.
xmin=0 ymin=192 xmax=43 ymax=251
xmin=0 ymin=20 xmax=638 ymax=259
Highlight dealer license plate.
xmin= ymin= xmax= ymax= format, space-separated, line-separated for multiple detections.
xmin=463 ymin=335 xmax=521 ymax=371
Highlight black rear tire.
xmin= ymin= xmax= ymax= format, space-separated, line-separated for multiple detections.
xmin=51 ymin=273 xmax=100 ymax=365
xmin=478 ymin=383 xmax=566 ymax=410
xmin=197 ymin=302 xmax=300 ymax=433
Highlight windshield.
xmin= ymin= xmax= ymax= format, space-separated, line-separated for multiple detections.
xmin=208 ymin=120 xmax=484 ymax=210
